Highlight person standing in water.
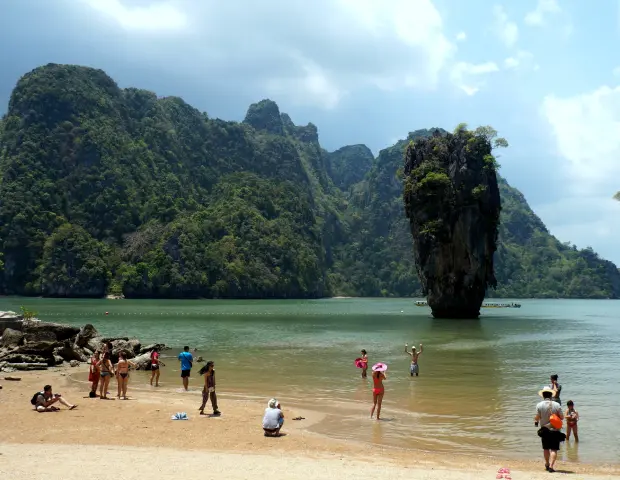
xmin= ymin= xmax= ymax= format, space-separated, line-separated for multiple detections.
xmin=565 ymin=400 xmax=579 ymax=442
xmin=404 ymin=343 xmax=423 ymax=376
xmin=150 ymin=350 xmax=165 ymax=387
xmin=178 ymin=346 xmax=193 ymax=391
xmin=549 ymin=374 xmax=562 ymax=405
xmin=198 ymin=361 xmax=221 ymax=416
xmin=370 ymin=363 xmax=387 ymax=420
xmin=360 ymin=349 xmax=368 ymax=378
xmin=535 ymin=386 xmax=565 ymax=473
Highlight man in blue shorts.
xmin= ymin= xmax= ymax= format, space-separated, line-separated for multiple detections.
xmin=178 ymin=346 xmax=193 ymax=391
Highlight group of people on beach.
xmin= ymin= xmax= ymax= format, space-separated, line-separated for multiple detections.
xmin=534 ymin=374 xmax=580 ymax=473
xmin=87 ymin=342 xmax=137 ymax=400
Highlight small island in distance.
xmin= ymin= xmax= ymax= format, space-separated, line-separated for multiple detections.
xmin=0 ymin=63 xmax=618 ymax=300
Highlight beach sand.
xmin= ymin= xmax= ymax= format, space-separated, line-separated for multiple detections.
xmin=1 ymin=367 xmax=619 ymax=479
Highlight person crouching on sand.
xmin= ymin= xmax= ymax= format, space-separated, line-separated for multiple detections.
xmin=370 ymin=363 xmax=387 ymax=420
xmin=198 ymin=361 xmax=221 ymax=416
xmin=263 ymin=398 xmax=284 ymax=437
xmin=33 ymin=384 xmax=77 ymax=412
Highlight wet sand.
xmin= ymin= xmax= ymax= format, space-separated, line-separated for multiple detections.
xmin=1 ymin=367 xmax=619 ymax=479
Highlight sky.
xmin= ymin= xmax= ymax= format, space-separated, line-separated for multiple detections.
xmin=0 ymin=0 xmax=619 ymax=264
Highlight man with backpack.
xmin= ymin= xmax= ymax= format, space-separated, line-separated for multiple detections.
xmin=177 ymin=346 xmax=193 ymax=391
xmin=31 ymin=385 xmax=77 ymax=412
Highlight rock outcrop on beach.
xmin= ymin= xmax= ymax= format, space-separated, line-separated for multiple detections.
xmin=402 ymin=127 xmax=502 ymax=319
xmin=0 ymin=313 xmax=168 ymax=372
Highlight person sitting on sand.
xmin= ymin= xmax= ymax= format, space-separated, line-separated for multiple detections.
xmin=404 ymin=343 xmax=423 ymax=376
xmin=263 ymin=398 xmax=284 ymax=437
xmin=565 ymin=400 xmax=579 ymax=442
xmin=115 ymin=352 xmax=136 ymax=400
xmin=88 ymin=351 xmax=101 ymax=398
xmin=34 ymin=385 xmax=77 ymax=412
xmin=96 ymin=352 xmax=114 ymax=399
xmin=198 ymin=361 xmax=221 ymax=416
xmin=150 ymin=350 xmax=165 ymax=387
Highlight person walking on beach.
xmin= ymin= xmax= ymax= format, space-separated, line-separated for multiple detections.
xmin=565 ymin=400 xmax=579 ymax=442
xmin=150 ymin=350 xmax=164 ymax=387
xmin=370 ymin=363 xmax=387 ymax=420
xmin=88 ymin=351 xmax=100 ymax=398
xmin=115 ymin=352 xmax=136 ymax=400
xmin=404 ymin=343 xmax=423 ymax=376
xmin=96 ymin=352 xmax=114 ymax=399
xmin=549 ymin=374 xmax=562 ymax=405
xmin=534 ymin=386 xmax=566 ymax=473
xmin=178 ymin=346 xmax=193 ymax=391
xmin=360 ymin=349 xmax=368 ymax=378
xmin=198 ymin=361 xmax=221 ymax=416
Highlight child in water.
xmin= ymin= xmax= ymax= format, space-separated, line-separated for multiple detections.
xmin=565 ymin=400 xmax=579 ymax=442
xmin=360 ymin=349 xmax=368 ymax=378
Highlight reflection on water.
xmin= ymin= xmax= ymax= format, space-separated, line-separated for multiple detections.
xmin=1 ymin=297 xmax=620 ymax=464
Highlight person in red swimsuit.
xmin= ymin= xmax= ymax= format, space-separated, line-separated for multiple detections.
xmin=370 ymin=366 xmax=387 ymax=420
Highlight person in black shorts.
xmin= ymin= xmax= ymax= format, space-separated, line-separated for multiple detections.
xmin=177 ymin=346 xmax=193 ymax=391
xmin=535 ymin=386 xmax=566 ymax=472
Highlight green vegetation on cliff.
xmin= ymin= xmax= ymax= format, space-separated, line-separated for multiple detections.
xmin=0 ymin=64 xmax=618 ymax=299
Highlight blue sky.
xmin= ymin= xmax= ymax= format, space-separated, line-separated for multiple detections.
xmin=1 ymin=0 xmax=619 ymax=264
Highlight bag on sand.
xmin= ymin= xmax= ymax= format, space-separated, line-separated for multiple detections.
xmin=30 ymin=391 xmax=42 ymax=406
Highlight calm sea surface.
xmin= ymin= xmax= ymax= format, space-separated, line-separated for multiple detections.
xmin=1 ymin=297 xmax=619 ymax=464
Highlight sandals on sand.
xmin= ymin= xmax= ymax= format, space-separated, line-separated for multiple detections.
xmin=292 ymin=416 xmax=305 ymax=421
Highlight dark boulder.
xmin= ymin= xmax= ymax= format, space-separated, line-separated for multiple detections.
xmin=21 ymin=320 xmax=80 ymax=341
xmin=132 ymin=351 xmax=154 ymax=370
xmin=111 ymin=339 xmax=135 ymax=360
xmin=54 ymin=340 xmax=88 ymax=362
xmin=1 ymin=328 xmax=24 ymax=348
xmin=139 ymin=343 xmax=166 ymax=354
xmin=75 ymin=324 xmax=100 ymax=347
xmin=128 ymin=338 xmax=141 ymax=354
xmin=403 ymin=127 xmax=502 ymax=319
xmin=22 ymin=330 xmax=59 ymax=351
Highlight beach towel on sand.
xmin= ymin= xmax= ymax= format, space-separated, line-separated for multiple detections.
xmin=171 ymin=412 xmax=188 ymax=420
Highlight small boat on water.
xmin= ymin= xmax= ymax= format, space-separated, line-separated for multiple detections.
xmin=414 ymin=300 xmax=521 ymax=308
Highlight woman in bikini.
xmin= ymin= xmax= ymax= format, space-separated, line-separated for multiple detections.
xmin=150 ymin=350 xmax=165 ymax=387
xmin=96 ymin=352 xmax=114 ymax=399
xmin=370 ymin=365 xmax=387 ymax=420
xmin=115 ymin=352 xmax=136 ymax=400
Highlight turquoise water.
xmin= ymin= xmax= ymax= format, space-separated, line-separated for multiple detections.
xmin=1 ymin=297 xmax=619 ymax=464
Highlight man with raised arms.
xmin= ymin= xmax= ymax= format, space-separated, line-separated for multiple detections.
xmin=404 ymin=343 xmax=423 ymax=376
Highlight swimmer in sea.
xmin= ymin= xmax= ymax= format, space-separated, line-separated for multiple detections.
xmin=404 ymin=343 xmax=423 ymax=376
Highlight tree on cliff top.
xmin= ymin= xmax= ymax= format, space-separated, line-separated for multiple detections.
xmin=614 ymin=191 xmax=620 ymax=201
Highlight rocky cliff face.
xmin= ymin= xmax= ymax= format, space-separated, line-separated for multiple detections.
xmin=403 ymin=128 xmax=501 ymax=318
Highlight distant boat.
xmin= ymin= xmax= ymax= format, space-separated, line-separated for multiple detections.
xmin=414 ymin=300 xmax=521 ymax=308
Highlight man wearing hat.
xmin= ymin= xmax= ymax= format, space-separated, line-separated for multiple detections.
xmin=534 ymin=386 xmax=565 ymax=473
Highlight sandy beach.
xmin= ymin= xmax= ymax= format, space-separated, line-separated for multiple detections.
xmin=1 ymin=367 xmax=619 ymax=479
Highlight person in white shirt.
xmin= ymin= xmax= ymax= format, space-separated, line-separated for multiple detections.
xmin=262 ymin=398 xmax=284 ymax=437
xmin=534 ymin=386 xmax=565 ymax=473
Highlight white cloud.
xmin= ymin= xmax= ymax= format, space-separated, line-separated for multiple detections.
xmin=456 ymin=31 xmax=467 ymax=42
xmin=492 ymin=5 xmax=518 ymax=47
xmin=82 ymin=0 xmax=455 ymax=110
xmin=541 ymin=85 xmax=620 ymax=195
xmin=82 ymin=0 xmax=187 ymax=31
xmin=534 ymin=196 xmax=620 ymax=263
xmin=525 ymin=0 xmax=561 ymax=26
xmin=503 ymin=50 xmax=537 ymax=70
xmin=450 ymin=61 xmax=500 ymax=96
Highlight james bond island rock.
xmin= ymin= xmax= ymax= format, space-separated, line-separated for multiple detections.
xmin=403 ymin=125 xmax=505 ymax=319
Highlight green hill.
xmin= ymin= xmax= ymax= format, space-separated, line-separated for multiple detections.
xmin=0 ymin=64 xmax=618 ymax=299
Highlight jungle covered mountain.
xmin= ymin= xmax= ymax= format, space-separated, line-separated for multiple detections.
xmin=0 ymin=63 xmax=618 ymax=299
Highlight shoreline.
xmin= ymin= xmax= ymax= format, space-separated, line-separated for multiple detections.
xmin=2 ymin=367 xmax=619 ymax=478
